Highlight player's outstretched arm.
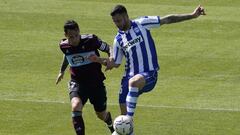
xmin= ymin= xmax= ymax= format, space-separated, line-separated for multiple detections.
xmin=56 ymin=55 xmax=68 ymax=85
xmin=88 ymin=54 xmax=108 ymax=66
xmin=88 ymin=54 xmax=120 ymax=71
xmin=160 ymin=5 xmax=206 ymax=25
xmin=105 ymin=57 xmax=120 ymax=71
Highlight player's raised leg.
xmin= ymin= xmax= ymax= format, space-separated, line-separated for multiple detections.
xmin=126 ymin=71 xmax=158 ymax=117
xmin=126 ymin=74 xmax=145 ymax=117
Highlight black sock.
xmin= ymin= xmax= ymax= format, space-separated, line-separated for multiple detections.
xmin=104 ymin=112 xmax=114 ymax=133
xmin=72 ymin=111 xmax=85 ymax=135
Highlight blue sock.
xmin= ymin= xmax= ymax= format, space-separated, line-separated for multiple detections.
xmin=126 ymin=87 xmax=139 ymax=117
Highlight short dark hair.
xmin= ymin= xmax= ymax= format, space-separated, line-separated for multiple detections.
xmin=64 ymin=20 xmax=79 ymax=33
xmin=110 ymin=5 xmax=128 ymax=16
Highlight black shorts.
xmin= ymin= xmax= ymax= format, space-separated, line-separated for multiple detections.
xmin=68 ymin=80 xmax=107 ymax=112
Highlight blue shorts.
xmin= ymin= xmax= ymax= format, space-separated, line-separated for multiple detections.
xmin=119 ymin=71 xmax=158 ymax=103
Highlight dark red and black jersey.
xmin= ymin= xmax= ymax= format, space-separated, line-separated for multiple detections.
xmin=59 ymin=34 xmax=107 ymax=84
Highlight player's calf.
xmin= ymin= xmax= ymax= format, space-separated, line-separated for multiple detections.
xmin=126 ymin=87 xmax=139 ymax=117
xmin=104 ymin=112 xmax=115 ymax=133
xmin=72 ymin=111 xmax=85 ymax=135
xmin=96 ymin=111 xmax=114 ymax=133
xmin=71 ymin=97 xmax=85 ymax=135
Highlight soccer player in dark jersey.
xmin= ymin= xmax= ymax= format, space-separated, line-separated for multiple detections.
xmin=55 ymin=20 xmax=114 ymax=135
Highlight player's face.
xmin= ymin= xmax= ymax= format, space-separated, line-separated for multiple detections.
xmin=65 ymin=29 xmax=80 ymax=46
xmin=112 ymin=13 xmax=129 ymax=31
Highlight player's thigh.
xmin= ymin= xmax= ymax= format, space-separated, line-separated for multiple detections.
xmin=88 ymin=83 xmax=107 ymax=112
xmin=139 ymin=71 xmax=158 ymax=94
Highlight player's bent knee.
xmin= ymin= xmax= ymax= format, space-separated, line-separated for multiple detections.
xmin=128 ymin=79 xmax=138 ymax=87
xmin=71 ymin=103 xmax=80 ymax=111
xmin=71 ymin=98 xmax=82 ymax=111
xmin=128 ymin=78 xmax=141 ymax=87
xmin=129 ymin=77 xmax=145 ymax=88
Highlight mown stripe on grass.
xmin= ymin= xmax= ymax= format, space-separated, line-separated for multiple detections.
xmin=1 ymin=98 xmax=239 ymax=112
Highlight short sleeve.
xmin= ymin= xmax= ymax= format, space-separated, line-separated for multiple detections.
xmin=113 ymin=38 xmax=123 ymax=64
xmin=95 ymin=36 xmax=108 ymax=51
xmin=90 ymin=34 xmax=102 ymax=50
xmin=134 ymin=16 xmax=161 ymax=30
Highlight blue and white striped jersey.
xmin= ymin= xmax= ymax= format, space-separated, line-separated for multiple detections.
xmin=113 ymin=16 xmax=161 ymax=77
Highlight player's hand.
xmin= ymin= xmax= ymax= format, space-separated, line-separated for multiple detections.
xmin=88 ymin=54 xmax=99 ymax=62
xmin=56 ymin=72 xmax=64 ymax=85
xmin=105 ymin=57 xmax=114 ymax=71
xmin=192 ymin=5 xmax=206 ymax=18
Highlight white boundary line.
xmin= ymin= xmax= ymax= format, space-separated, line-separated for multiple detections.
xmin=1 ymin=98 xmax=240 ymax=112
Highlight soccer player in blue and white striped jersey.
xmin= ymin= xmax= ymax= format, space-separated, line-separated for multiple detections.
xmin=109 ymin=4 xmax=205 ymax=116
xmin=89 ymin=4 xmax=205 ymax=135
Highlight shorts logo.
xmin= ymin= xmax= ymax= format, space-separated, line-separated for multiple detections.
xmin=68 ymin=81 xmax=78 ymax=91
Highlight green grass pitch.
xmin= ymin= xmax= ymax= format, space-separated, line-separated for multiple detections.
xmin=0 ymin=0 xmax=240 ymax=135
